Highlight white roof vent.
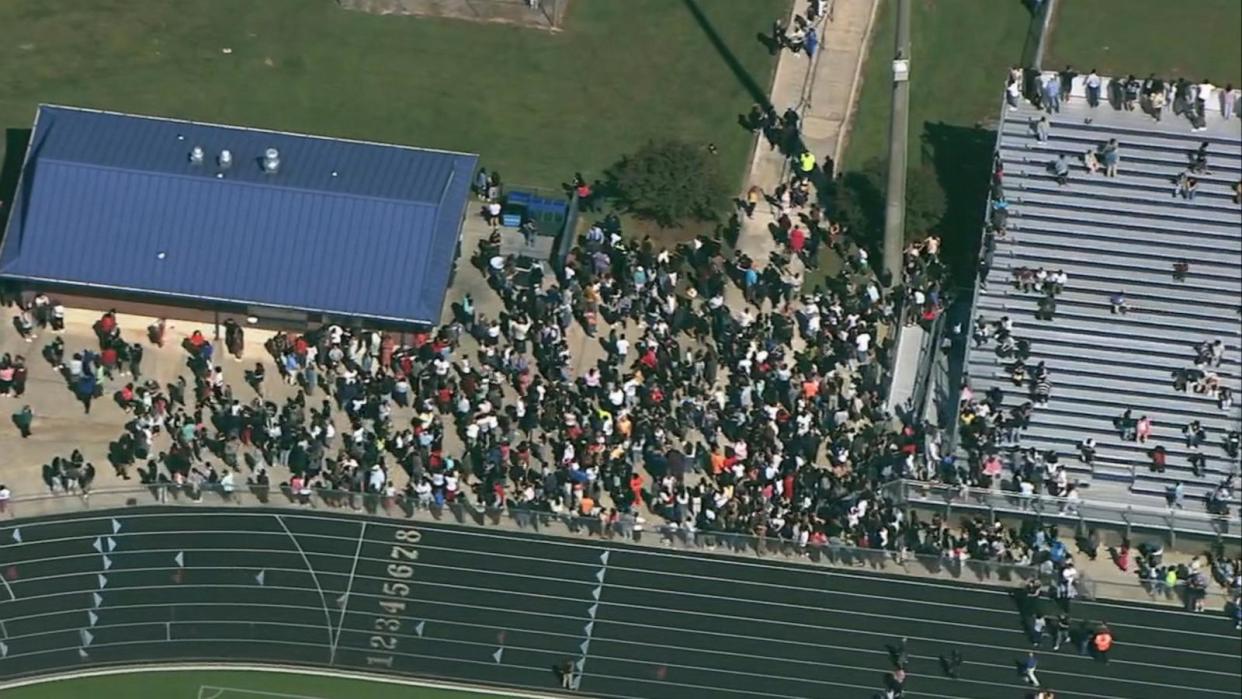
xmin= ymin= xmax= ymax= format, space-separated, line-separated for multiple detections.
xmin=262 ymin=147 xmax=280 ymax=174
xmin=218 ymin=149 xmax=233 ymax=169
xmin=189 ymin=146 xmax=205 ymax=165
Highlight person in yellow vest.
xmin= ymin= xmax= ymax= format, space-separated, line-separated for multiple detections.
xmin=798 ymin=150 xmax=816 ymax=174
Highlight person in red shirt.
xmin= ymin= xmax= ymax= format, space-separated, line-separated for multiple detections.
xmin=789 ymin=226 xmax=806 ymax=255
xmin=100 ymin=345 xmax=118 ymax=379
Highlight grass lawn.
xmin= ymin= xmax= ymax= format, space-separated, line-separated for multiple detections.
xmin=0 ymin=0 xmax=787 ymax=192
xmin=843 ymin=0 xmax=1032 ymax=172
xmin=1045 ymin=0 xmax=1242 ymax=87
xmin=0 ymin=670 xmax=522 ymax=699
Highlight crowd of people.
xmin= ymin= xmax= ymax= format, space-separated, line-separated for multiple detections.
xmin=1008 ymin=64 xmax=1239 ymax=130
xmin=1 ymin=20 xmax=1237 ymax=699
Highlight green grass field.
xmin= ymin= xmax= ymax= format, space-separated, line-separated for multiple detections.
xmin=0 ymin=670 xmax=525 ymax=699
xmin=1045 ymin=0 xmax=1242 ymax=87
xmin=0 ymin=0 xmax=787 ymax=191
xmin=843 ymin=0 xmax=1032 ymax=172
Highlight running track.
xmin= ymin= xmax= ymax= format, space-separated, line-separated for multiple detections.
xmin=0 ymin=507 xmax=1237 ymax=698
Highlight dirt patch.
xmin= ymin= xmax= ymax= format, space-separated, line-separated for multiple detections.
xmin=337 ymin=0 xmax=571 ymax=31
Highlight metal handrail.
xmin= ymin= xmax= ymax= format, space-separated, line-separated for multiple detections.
xmin=3 ymin=483 xmax=1233 ymax=607
xmin=886 ymin=480 xmax=1240 ymax=546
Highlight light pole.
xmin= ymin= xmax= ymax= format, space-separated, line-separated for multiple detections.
xmin=882 ymin=0 xmax=912 ymax=287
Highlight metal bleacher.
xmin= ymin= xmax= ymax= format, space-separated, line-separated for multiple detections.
xmin=965 ymin=78 xmax=1242 ymax=510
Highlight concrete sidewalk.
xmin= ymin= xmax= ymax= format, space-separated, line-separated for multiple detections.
xmin=733 ymin=0 xmax=880 ymax=269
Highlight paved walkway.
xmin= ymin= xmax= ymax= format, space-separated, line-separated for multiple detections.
xmin=733 ymin=0 xmax=880 ymax=270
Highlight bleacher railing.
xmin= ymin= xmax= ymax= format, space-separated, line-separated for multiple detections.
xmin=887 ymin=479 xmax=1240 ymax=547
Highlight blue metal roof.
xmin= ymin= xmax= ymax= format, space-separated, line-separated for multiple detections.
xmin=0 ymin=105 xmax=478 ymax=324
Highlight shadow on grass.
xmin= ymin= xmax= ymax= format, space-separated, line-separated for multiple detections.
xmin=921 ymin=121 xmax=995 ymax=284
xmin=0 ymin=128 xmax=33 ymax=226
xmin=681 ymin=0 xmax=774 ymax=109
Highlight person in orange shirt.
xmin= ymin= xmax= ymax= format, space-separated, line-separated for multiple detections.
xmin=579 ymin=494 xmax=595 ymax=517
xmin=709 ymin=446 xmax=726 ymax=475
xmin=1090 ymin=624 xmax=1113 ymax=664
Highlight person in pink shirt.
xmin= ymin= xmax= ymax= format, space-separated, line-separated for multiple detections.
xmin=1136 ymin=415 xmax=1153 ymax=443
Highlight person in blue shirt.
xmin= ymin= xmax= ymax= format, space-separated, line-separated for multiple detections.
xmin=1022 ymin=652 xmax=1040 ymax=686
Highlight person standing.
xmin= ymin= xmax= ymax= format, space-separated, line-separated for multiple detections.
xmin=1100 ymin=139 xmax=1120 ymax=177
xmin=1042 ymin=74 xmax=1060 ymax=113
xmin=0 ymin=483 xmax=9 ymax=517
xmin=130 ymin=342 xmax=144 ymax=381
xmin=1051 ymin=613 xmax=1070 ymax=651
xmin=1059 ymin=65 xmax=1077 ymax=101
xmin=804 ymin=27 xmax=819 ymax=59
xmin=11 ymin=404 xmax=32 ymax=438
xmin=1085 ymin=69 xmax=1102 ymax=108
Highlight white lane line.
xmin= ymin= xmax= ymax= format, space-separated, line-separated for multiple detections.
xmin=14 ymin=665 xmax=579 ymax=699
xmin=273 ymin=515 xmax=337 ymax=661
xmin=0 ymin=570 xmax=14 ymax=601
xmin=574 ymin=548 xmax=610 ymax=689
xmin=6 ymin=510 xmax=1231 ymax=639
xmin=330 ymin=521 xmax=367 ymax=665
xmin=196 ymin=686 xmax=332 ymax=699
xmin=196 ymin=687 xmax=226 ymax=699
xmin=1 ymin=585 xmax=1232 ymax=682
xmin=9 ymin=562 xmax=1232 ymax=661
xmin=0 ymin=652 xmax=815 ymax=699
xmin=2 ymin=551 xmax=1237 ymax=665
xmin=4 ymin=539 xmax=1227 ymax=641
xmin=24 ymin=509 xmax=1222 ymax=625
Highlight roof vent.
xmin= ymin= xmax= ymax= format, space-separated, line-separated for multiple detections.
xmin=218 ymin=149 xmax=233 ymax=169
xmin=189 ymin=146 xmax=205 ymax=165
xmin=262 ymin=147 xmax=280 ymax=174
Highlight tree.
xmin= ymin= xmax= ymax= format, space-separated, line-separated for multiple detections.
xmin=830 ymin=158 xmax=946 ymax=243
xmin=609 ymin=140 xmax=728 ymax=227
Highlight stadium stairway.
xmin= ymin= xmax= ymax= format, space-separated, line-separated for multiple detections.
xmin=966 ymin=98 xmax=1242 ymax=509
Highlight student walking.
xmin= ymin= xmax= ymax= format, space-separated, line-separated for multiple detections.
xmin=941 ymin=648 xmax=964 ymax=678
xmin=1022 ymin=652 xmax=1040 ymax=686
xmin=1029 ymin=614 xmax=1047 ymax=646
xmin=1051 ymin=614 xmax=1070 ymax=650
xmin=11 ymin=404 xmax=33 ymax=438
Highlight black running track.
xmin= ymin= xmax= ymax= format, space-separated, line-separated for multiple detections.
xmin=0 ymin=508 xmax=1238 ymax=699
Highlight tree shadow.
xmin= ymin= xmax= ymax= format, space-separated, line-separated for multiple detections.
xmin=920 ymin=121 xmax=996 ymax=285
xmin=681 ymin=0 xmax=774 ymax=109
